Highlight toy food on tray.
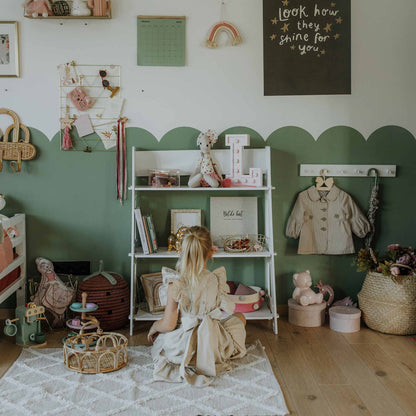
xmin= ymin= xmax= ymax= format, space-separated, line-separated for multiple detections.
xmin=223 ymin=235 xmax=266 ymax=253
xmin=227 ymin=283 xmax=265 ymax=313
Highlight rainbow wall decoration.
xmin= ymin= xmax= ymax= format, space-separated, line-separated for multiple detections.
xmin=206 ymin=21 xmax=242 ymax=48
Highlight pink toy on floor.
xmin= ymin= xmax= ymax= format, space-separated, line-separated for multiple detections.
xmin=315 ymin=280 xmax=334 ymax=307
xmin=23 ymin=0 xmax=54 ymax=17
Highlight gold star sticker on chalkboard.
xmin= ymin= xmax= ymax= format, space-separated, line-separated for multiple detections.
xmin=323 ymin=23 xmax=332 ymax=33
xmin=336 ymin=17 xmax=343 ymax=24
xmin=281 ymin=23 xmax=290 ymax=32
xmin=321 ymin=49 xmax=326 ymax=55
xmin=271 ymin=17 xmax=278 ymax=24
xmin=331 ymin=2 xmax=336 ymax=7
xmin=270 ymin=34 xmax=277 ymax=40
xmin=290 ymin=45 xmax=295 ymax=50
xmin=334 ymin=33 xmax=340 ymax=39
xmin=317 ymin=54 xmax=321 ymax=57
xmin=282 ymin=0 xmax=289 ymax=6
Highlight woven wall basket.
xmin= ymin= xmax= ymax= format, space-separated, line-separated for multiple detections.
xmin=0 ymin=108 xmax=36 ymax=172
xmin=358 ymin=271 xmax=416 ymax=335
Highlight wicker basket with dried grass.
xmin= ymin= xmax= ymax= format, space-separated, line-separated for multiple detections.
xmin=356 ymin=245 xmax=416 ymax=335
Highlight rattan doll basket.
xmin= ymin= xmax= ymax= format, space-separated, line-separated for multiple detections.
xmin=63 ymin=318 xmax=128 ymax=374
xmin=0 ymin=108 xmax=36 ymax=172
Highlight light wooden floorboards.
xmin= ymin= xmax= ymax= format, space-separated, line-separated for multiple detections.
xmin=1 ymin=318 xmax=415 ymax=416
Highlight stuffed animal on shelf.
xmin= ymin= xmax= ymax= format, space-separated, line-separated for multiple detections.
xmin=292 ymin=270 xmax=323 ymax=306
xmin=71 ymin=0 xmax=91 ymax=16
xmin=23 ymin=0 xmax=54 ymax=17
xmin=188 ymin=130 xmax=223 ymax=188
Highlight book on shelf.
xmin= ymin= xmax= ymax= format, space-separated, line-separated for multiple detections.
xmin=142 ymin=215 xmax=153 ymax=253
xmin=146 ymin=215 xmax=158 ymax=252
xmin=134 ymin=208 xmax=150 ymax=254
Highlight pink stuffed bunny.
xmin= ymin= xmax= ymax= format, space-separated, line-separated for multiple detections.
xmin=23 ymin=0 xmax=54 ymax=17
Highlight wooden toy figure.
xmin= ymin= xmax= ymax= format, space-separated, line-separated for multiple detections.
xmin=88 ymin=0 xmax=109 ymax=17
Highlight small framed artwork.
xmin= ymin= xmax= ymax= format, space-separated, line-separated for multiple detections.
xmin=171 ymin=209 xmax=201 ymax=234
xmin=0 ymin=22 xmax=20 ymax=78
xmin=210 ymin=197 xmax=258 ymax=246
xmin=140 ymin=272 xmax=165 ymax=313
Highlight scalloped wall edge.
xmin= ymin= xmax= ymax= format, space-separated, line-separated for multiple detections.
xmin=33 ymin=125 xmax=416 ymax=144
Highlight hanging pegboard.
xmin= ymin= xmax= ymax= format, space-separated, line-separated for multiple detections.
xmin=58 ymin=62 xmax=123 ymax=152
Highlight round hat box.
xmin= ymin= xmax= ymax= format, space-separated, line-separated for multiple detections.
xmin=77 ymin=271 xmax=129 ymax=331
xmin=288 ymin=299 xmax=326 ymax=327
xmin=329 ymin=306 xmax=361 ymax=333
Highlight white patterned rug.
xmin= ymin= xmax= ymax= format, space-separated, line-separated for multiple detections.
xmin=0 ymin=340 xmax=289 ymax=416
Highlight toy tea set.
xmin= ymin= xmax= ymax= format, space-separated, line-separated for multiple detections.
xmin=288 ymin=269 xmax=361 ymax=332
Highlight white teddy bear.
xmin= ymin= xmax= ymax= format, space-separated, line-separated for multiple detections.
xmin=292 ymin=270 xmax=323 ymax=306
xmin=188 ymin=130 xmax=223 ymax=188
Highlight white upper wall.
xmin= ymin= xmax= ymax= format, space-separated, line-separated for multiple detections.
xmin=1 ymin=0 xmax=415 ymax=140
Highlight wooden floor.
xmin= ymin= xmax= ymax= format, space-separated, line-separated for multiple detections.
xmin=1 ymin=317 xmax=416 ymax=416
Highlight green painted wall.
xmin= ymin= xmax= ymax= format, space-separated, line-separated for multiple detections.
xmin=1 ymin=125 xmax=415 ymax=308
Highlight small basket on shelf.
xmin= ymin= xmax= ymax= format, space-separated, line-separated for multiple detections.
xmin=222 ymin=234 xmax=268 ymax=253
xmin=63 ymin=318 xmax=128 ymax=374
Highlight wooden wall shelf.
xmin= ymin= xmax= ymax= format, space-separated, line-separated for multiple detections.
xmin=24 ymin=15 xmax=111 ymax=19
xmin=24 ymin=1 xmax=112 ymax=20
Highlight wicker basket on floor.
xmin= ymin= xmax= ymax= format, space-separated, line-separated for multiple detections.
xmin=63 ymin=318 xmax=128 ymax=374
xmin=357 ymin=271 xmax=416 ymax=335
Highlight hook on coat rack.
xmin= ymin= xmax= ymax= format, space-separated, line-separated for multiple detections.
xmin=300 ymin=164 xmax=396 ymax=178
xmin=367 ymin=168 xmax=379 ymax=186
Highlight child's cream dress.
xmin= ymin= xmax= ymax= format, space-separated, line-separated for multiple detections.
xmin=151 ymin=267 xmax=246 ymax=386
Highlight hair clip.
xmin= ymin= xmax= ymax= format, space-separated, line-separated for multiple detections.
xmin=99 ymin=70 xmax=120 ymax=98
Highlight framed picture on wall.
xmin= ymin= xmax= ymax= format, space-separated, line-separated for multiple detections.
xmin=0 ymin=22 xmax=20 ymax=78
xmin=171 ymin=209 xmax=201 ymax=234
xmin=210 ymin=197 xmax=258 ymax=246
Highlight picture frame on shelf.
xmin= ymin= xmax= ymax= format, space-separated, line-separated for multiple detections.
xmin=171 ymin=209 xmax=201 ymax=234
xmin=210 ymin=197 xmax=258 ymax=247
xmin=0 ymin=22 xmax=20 ymax=78
xmin=140 ymin=272 xmax=165 ymax=313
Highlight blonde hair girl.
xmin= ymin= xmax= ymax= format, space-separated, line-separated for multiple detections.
xmin=176 ymin=226 xmax=214 ymax=287
xmin=148 ymin=226 xmax=247 ymax=386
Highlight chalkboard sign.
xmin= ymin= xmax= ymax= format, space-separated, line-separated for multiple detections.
xmin=263 ymin=0 xmax=350 ymax=95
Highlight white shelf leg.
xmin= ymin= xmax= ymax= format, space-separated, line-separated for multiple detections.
xmin=264 ymin=147 xmax=278 ymax=334
xmin=130 ymin=147 xmax=137 ymax=336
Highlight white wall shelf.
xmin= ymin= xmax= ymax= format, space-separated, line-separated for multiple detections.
xmin=0 ymin=214 xmax=26 ymax=306
xmin=132 ymin=302 xmax=274 ymax=322
xmin=129 ymin=147 xmax=279 ymax=335
xmin=129 ymin=186 xmax=272 ymax=192
xmin=130 ymin=247 xmax=275 ymax=259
